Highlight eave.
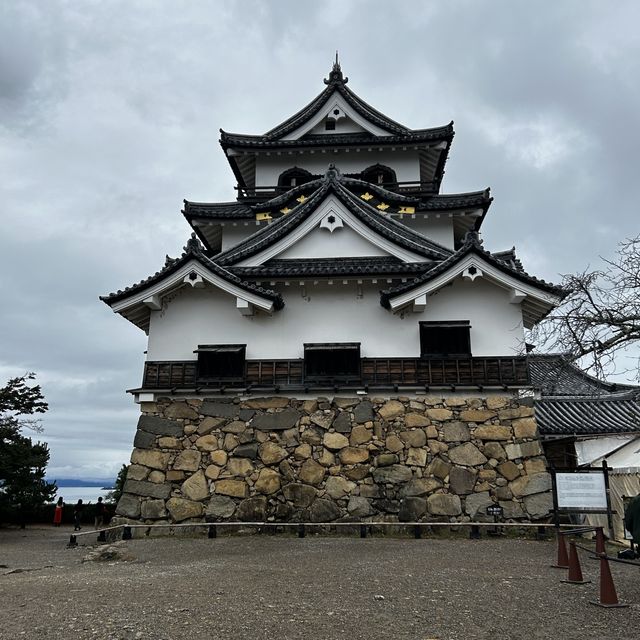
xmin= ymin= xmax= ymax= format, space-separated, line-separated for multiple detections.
xmin=381 ymin=234 xmax=565 ymax=327
xmin=100 ymin=236 xmax=284 ymax=332
xmin=214 ymin=172 xmax=454 ymax=268
xmin=230 ymin=257 xmax=433 ymax=280
xmin=221 ymin=128 xmax=454 ymax=191
xmin=535 ymin=396 xmax=640 ymax=436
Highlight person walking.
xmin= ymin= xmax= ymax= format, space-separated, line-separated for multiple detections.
xmin=53 ymin=497 xmax=64 ymax=527
xmin=73 ymin=499 xmax=83 ymax=531
xmin=94 ymin=497 xmax=105 ymax=529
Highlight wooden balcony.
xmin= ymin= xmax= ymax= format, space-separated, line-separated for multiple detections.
xmin=141 ymin=356 xmax=530 ymax=392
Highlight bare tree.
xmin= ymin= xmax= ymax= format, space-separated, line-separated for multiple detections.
xmin=530 ymin=235 xmax=640 ymax=380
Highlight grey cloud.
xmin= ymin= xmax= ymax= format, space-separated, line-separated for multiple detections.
xmin=2 ymin=1 xmax=639 ymax=481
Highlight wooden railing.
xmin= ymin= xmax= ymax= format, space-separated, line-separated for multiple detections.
xmin=141 ymin=356 xmax=530 ymax=390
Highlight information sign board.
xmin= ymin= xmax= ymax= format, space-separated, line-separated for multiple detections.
xmin=555 ymin=472 xmax=607 ymax=510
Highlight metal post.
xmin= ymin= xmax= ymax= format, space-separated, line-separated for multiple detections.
xmin=536 ymin=526 xmax=547 ymax=541
xmin=550 ymin=464 xmax=560 ymax=538
xmin=68 ymin=534 xmax=77 ymax=548
xmin=208 ymin=525 xmax=217 ymax=539
xmin=414 ymin=525 xmax=422 ymax=539
xmin=360 ymin=524 xmax=367 ymax=539
xmin=97 ymin=530 xmax=106 ymax=543
xmin=298 ymin=523 xmax=305 ymax=538
xmin=122 ymin=526 xmax=132 ymax=540
xmin=469 ymin=525 xmax=481 ymax=539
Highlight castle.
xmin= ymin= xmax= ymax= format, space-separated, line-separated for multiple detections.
xmin=102 ymin=59 xmax=562 ymax=524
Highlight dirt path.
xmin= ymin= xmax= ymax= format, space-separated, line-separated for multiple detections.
xmin=1 ymin=526 xmax=639 ymax=639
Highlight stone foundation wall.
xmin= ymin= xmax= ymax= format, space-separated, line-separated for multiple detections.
xmin=115 ymin=395 xmax=553 ymax=524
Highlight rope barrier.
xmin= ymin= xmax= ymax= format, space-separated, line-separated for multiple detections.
xmin=66 ymin=520 xmax=567 ymax=548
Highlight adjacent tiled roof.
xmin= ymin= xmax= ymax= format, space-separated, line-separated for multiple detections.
xmin=181 ymin=184 xmax=491 ymax=239
xmin=422 ymin=190 xmax=492 ymax=211
xmin=100 ymin=234 xmax=284 ymax=310
xmin=535 ymin=397 xmax=640 ymax=435
xmin=380 ymin=231 xmax=565 ymax=308
xmin=530 ymin=354 xmax=640 ymax=436
xmin=529 ymin=354 xmax=637 ymax=396
xmin=183 ymin=200 xmax=252 ymax=220
xmin=219 ymin=128 xmax=454 ymax=150
xmin=215 ymin=168 xmax=454 ymax=267
xmin=230 ymin=257 xmax=433 ymax=279
xmin=492 ymin=248 xmax=524 ymax=273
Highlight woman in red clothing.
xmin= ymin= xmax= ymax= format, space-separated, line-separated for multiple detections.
xmin=53 ymin=497 xmax=64 ymax=526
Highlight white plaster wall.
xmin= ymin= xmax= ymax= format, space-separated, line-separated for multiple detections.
xmin=220 ymin=223 xmax=262 ymax=250
xmin=393 ymin=217 xmax=455 ymax=250
xmin=255 ymin=151 xmax=420 ymax=186
xmin=216 ymin=214 xmax=455 ymax=254
xmin=146 ymin=277 xmax=525 ymax=361
xmin=576 ymin=437 xmax=638 ymax=467
xmin=277 ymin=225 xmax=391 ymax=259
xmin=307 ymin=118 xmax=367 ymax=135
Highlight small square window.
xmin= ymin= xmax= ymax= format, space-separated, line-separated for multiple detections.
xmin=419 ymin=322 xmax=471 ymax=357
xmin=195 ymin=344 xmax=246 ymax=379
xmin=304 ymin=343 xmax=360 ymax=380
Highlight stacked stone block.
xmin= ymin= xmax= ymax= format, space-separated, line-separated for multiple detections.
xmin=115 ymin=395 xmax=553 ymax=524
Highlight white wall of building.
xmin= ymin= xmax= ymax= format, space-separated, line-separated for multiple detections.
xmin=393 ymin=217 xmax=455 ymax=250
xmin=214 ymin=216 xmax=455 ymax=254
xmin=219 ymin=223 xmax=261 ymax=250
xmin=146 ymin=276 xmax=525 ymax=361
xmin=276 ymin=225 xmax=392 ymax=260
xmin=254 ymin=151 xmax=420 ymax=187
xmin=307 ymin=118 xmax=367 ymax=135
xmin=576 ymin=436 xmax=640 ymax=467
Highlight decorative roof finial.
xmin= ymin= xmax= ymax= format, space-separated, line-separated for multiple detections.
xmin=325 ymin=163 xmax=340 ymax=181
xmin=463 ymin=230 xmax=483 ymax=247
xmin=184 ymin=232 xmax=203 ymax=256
xmin=324 ymin=51 xmax=348 ymax=85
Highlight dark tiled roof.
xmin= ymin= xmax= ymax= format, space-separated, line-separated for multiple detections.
xmin=263 ymin=60 xmax=410 ymax=139
xmin=422 ymin=190 xmax=492 ymax=211
xmin=380 ymin=231 xmax=565 ymax=308
xmin=219 ymin=127 xmax=454 ymax=150
xmin=530 ymin=354 xmax=640 ymax=436
xmin=336 ymin=176 xmax=420 ymax=204
xmin=183 ymin=200 xmax=252 ymax=220
xmin=230 ymin=257 xmax=433 ymax=279
xmin=529 ymin=354 xmax=637 ymax=396
xmin=220 ymin=60 xmax=453 ymax=148
xmin=100 ymin=234 xmax=284 ymax=310
xmin=247 ymin=174 xmax=421 ymax=223
xmin=181 ymin=186 xmax=492 ymax=228
xmin=250 ymin=179 xmax=490 ymax=219
xmin=535 ymin=397 xmax=640 ymax=435
xmin=215 ymin=169 xmax=454 ymax=267
xmin=492 ymin=248 xmax=524 ymax=273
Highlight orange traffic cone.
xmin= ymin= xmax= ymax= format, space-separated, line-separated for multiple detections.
xmin=552 ymin=531 xmax=569 ymax=569
xmin=590 ymin=554 xmax=628 ymax=608
xmin=561 ymin=541 xmax=590 ymax=584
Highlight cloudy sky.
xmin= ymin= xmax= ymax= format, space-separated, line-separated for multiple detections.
xmin=2 ymin=1 xmax=639 ymax=482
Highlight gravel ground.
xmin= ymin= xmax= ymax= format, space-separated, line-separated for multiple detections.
xmin=1 ymin=525 xmax=639 ymax=640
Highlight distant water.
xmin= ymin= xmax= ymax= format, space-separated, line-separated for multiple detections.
xmin=50 ymin=487 xmax=113 ymax=504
